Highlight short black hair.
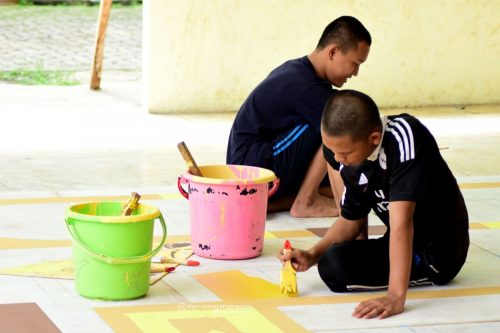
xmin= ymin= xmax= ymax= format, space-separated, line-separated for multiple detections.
xmin=316 ymin=16 xmax=371 ymax=52
xmin=321 ymin=90 xmax=381 ymax=141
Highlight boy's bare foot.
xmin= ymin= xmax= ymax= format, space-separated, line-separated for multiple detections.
xmin=289 ymin=194 xmax=339 ymax=218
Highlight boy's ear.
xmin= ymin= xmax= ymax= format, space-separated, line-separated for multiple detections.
xmin=369 ymin=131 xmax=382 ymax=146
xmin=328 ymin=44 xmax=340 ymax=59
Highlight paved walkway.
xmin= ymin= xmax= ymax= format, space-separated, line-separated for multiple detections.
xmin=0 ymin=4 xmax=141 ymax=80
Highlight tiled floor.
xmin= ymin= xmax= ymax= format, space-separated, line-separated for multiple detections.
xmin=0 ymin=82 xmax=499 ymax=332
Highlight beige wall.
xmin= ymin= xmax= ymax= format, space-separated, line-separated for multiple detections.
xmin=144 ymin=0 xmax=500 ymax=113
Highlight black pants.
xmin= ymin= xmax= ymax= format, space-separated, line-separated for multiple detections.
xmin=317 ymin=234 xmax=467 ymax=292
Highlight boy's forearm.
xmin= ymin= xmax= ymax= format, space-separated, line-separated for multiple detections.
xmin=387 ymin=226 xmax=413 ymax=301
xmin=387 ymin=202 xmax=415 ymax=301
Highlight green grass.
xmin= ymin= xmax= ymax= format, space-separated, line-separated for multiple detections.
xmin=0 ymin=66 xmax=79 ymax=86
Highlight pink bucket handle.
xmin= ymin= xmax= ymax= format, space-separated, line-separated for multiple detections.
xmin=268 ymin=178 xmax=280 ymax=198
xmin=177 ymin=176 xmax=189 ymax=200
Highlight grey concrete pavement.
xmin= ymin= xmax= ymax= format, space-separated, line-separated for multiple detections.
xmin=0 ymin=4 xmax=141 ymax=81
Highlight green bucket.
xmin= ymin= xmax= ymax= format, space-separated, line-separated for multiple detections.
xmin=65 ymin=202 xmax=167 ymax=300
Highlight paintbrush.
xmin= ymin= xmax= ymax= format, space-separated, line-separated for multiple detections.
xmin=121 ymin=192 xmax=141 ymax=216
xmin=152 ymin=256 xmax=200 ymax=266
xmin=280 ymin=239 xmax=298 ymax=296
xmin=177 ymin=141 xmax=203 ymax=177
xmin=150 ymin=266 xmax=176 ymax=274
xmin=149 ymin=266 xmax=175 ymax=285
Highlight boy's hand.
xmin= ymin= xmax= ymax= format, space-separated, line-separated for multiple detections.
xmin=352 ymin=294 xmax=405 ymax=319
xmin=277 ymin=247 xmax=316 ymax=272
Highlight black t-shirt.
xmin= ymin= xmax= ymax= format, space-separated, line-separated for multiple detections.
xmin=324 ymin=114 xmax=469 ymax=252
xmin=227 ymin=56 xmax=334 ymax=166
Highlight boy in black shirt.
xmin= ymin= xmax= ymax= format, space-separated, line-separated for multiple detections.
xmin=279 ymin=90 xmax=469 ymax=319
xmin=226 ymin=17 xmax=371 ymax=217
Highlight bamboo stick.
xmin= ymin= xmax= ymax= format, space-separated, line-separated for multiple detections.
xmin=90 ymin=0 xmax=112 ymax=90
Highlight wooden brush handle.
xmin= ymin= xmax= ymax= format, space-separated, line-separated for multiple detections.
xmin=121 ymin=192 xmax=141 ymax=216
xmin=177 ymin=141 xmax=203 ymax=176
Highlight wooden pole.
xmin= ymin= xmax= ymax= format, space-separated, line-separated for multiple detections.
xmin=90 ymin=0 xmax=112 ymax=90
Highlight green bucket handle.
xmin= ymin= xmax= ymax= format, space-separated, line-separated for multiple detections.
xmin=65 ymin=214 xmax=167 ymax=265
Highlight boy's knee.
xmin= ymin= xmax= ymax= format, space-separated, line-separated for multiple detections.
xmin=317 ymin=244 xmax=349 ymax=292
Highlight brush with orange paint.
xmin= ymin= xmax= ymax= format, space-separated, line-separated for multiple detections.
xmin=149 ymin=266 xmax=176 ymax=286
xmin=280 ymin=239 xmax=298 ymax=296
xmin=150 ymin=266 xmax=176 ymax=274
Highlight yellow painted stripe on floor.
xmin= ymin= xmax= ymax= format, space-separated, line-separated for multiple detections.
xmin=405 ymin=285 xmax=500 ymax=300
xmin=0 ymin=181 xmax=497 ymax=206
xmin=0 ymin=237 xmax=71 ymax=249
xmin=0 ymin=193 xmax=178 ymax=206
xmin=248 ymin=285 xmax=500 ymax=307
xmin=191 ymin=270 xmax=500 ymax=307
xmin=97 ymin=302 xmax=312 ymax=333
xmin=469 ymin=223 xmax=488 ymax=229
xmin=154 ymin=235 xmax=191 ymax=243
xmin=264 ymin=231 xmax=277 ymax=239
xmin=459 ymin=182 xmax=500 ymax=189
xmin=268 ymin=230 xmax=316 ymax=238
xmin=95 ymin=285 xmax=500 ymax=333
xmin=470 ymin=222 xmax=500 ymax=229
xmin=94 ymin=286 xmax=500 ymax=314
xmin=1 ymin=222 xmax=498 ymax=250
xmin=158 ymin=193 xmax=183 ymax=200
xmin=480 ymin=222 xmax=500 ymax=229
xmin=0 ymin=235 xmax=190 ymax=250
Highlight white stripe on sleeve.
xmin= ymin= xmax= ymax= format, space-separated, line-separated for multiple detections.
xmin=387 ymin=118 xmax=415 ymax=162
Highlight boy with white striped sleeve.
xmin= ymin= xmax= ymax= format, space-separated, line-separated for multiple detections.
xmin=279 ymin=90 xmax=469 ymax=319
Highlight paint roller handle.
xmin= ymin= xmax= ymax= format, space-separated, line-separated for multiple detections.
xmin=121 ymin=192 xmax=141 ymax=216
xmin=177 ymin=141 xmax=203 ymax=177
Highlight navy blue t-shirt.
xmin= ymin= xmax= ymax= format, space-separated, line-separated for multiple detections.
xmin=226 ymin=56 xmax=334 ymax=166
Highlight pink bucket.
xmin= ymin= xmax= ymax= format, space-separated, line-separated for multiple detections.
xmin=178 ymin=165 xmax=279 ymax=259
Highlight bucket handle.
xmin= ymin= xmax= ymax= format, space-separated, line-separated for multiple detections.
xmin=65 ymin=214 xmax=167 ymax=265
xmin=177 ymin=176 xmax=189 ymax=199
xmin=268 ymin=178 xmax=280 ymax=198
